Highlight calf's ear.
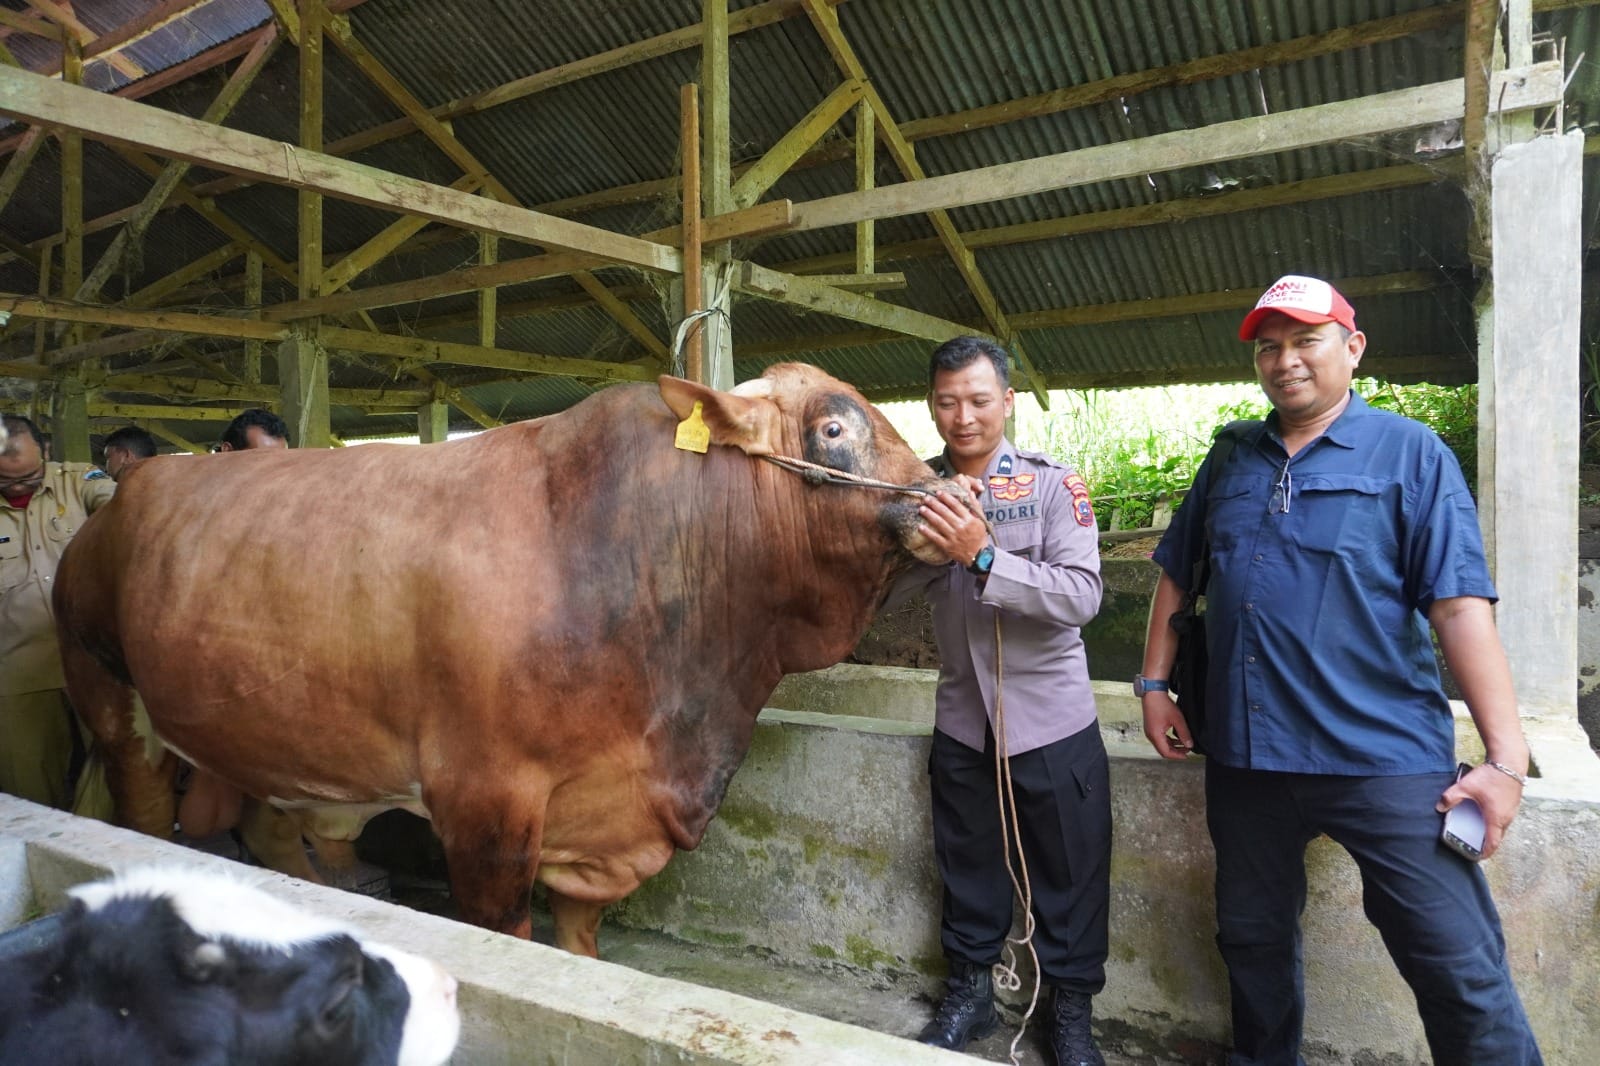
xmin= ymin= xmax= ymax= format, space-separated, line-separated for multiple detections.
xmin=657 ymin=375 xmax=782 ymax=456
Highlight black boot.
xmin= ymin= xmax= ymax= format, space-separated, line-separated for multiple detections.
xmin=1049 ymin=988 xmax=1105 ymax=1066
xmin=917 ymin=959 xmax=999 ymax=1050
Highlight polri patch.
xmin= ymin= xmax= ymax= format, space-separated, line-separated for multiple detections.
xmin=992 ymin=472 xmax=1034 ymax=502
xmin=996 ymin=453 xmax=1014 ymax=475
xmin=1063 ymin=472 xmax=1095 ymax=527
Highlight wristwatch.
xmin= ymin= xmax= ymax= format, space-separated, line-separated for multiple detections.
xmin=967 ymin=544 xmax=995 ymax=576
xmin=1133 ymin=674 xmax=1170 ymax=697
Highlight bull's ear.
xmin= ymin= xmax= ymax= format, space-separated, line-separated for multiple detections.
xmin=657 ymin=375 xmax=782 ymax=456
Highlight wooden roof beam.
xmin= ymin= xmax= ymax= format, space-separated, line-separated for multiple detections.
xmin=782 ymin=75 xmax=1561 ymax=235
xmin=0 ymin=291 xmax=656 ymax=383
xmin=730 ymin=79 xmax=864 ymax=209
xmin=77 ymin=28 xmax=281 ymax=306
xmin=735 ymin=261 xmax=987 ymax=346
xmin=23 ymin=1 xmax=144 ymax=80
xmin=322 ymin=12 xmax=668 ymax=362
xmin=0 ymin=66 xmax=680 ymax=274
xmin=801 ymin=0 xmax=1050 ymax=408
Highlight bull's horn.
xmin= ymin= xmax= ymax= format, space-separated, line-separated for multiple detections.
xmin=730 ymin=377 xmax=774 ymax=399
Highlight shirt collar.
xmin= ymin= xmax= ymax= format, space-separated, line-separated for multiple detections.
xmin=1262 ymin=390 xmax=1368 ymax=452
xmin=936 ymin=438 xmax=1017 ymax=480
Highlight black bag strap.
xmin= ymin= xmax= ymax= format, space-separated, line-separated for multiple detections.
xmin=1179 ymin=420 xmax=1256 ymax=615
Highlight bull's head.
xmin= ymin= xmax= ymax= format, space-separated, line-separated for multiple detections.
xmin=658 ymin=364 xmax=966 ymax=565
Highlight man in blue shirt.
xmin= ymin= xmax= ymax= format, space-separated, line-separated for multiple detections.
xmin=1137 ymin=276 xmax=1542 ymax=1064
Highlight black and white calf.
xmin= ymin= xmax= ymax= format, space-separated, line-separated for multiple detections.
xmin=0 ymin=866 xmax=459 ymax=1066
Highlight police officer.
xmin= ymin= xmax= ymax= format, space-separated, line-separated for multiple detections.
xmin=895 ymin=336 xmax=1110 ymax=1066
xmin=0 ymin=414 xmax=115 ymax=808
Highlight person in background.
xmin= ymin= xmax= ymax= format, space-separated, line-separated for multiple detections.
xmin=217 ymin=409 xmax=287 ymax=451
xmin=0 ymin=414 xmax=115 ymax=809
xmin=1138 ymin=275 xmax=1542 ymax=1064
xmin=893 ymin=336 xmax=1110 ymax=1066
xmin=100 ymin=425 xmax=157 ymax=482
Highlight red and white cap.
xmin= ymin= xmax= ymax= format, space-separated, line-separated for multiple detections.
xmin=1238 ymin=275 xmax=1357 ymax=341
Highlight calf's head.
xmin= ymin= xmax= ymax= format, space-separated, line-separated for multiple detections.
xmin=0 ymin=866 xmax=459 ymax=1066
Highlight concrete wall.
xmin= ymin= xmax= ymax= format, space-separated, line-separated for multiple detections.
xmin=619 ymin=668 xmax=1600 ymax=1065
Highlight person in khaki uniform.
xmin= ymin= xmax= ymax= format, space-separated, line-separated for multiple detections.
xmin=0 ymin=413 xmax=115 ymax=808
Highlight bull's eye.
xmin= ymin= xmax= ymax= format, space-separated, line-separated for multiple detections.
xmin=823 ymin=421 xmax=844 ymax=439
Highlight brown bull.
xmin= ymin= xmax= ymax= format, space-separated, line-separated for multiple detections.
xmin=53 ymin=364 xmax=956 ymax=954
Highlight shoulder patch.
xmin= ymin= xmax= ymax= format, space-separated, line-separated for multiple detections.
xmin=996 ymin=453 xmax=1014 ymax=476
xmin=1063 ymin=472 xmax=1095 ymax=527
xmin=84 ymin=469 xmax=109 ymax=481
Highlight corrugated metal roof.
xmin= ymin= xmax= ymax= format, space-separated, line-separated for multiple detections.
xmin=0 ymin=0 xmax=1591 ymax=442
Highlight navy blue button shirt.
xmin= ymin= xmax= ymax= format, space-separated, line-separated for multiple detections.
xmin=1152 ymin=393 xmax=1496 ymax=775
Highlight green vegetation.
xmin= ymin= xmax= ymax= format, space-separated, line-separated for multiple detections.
xmin=884 ymin=379 xmax=1486 ymax=533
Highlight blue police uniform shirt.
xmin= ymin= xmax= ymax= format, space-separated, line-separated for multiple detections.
xmin=1152 ymin=392 xmax=1497 ymax=775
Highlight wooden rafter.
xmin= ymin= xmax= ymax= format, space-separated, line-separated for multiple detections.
xmin=782 ymin=77 xmax=1560 ymax=236
xmin=77 ymin=28 xmax=281 ymax=305
xmin=731 ymin=78 xmax=863 ymax=209
xmin=0 ymin=292 xmax=656 ymax=382
xmin=23 ymin=0 xmax=145 ymax=80
xmin=322 ymin=12 xmax=666 ymax=361
xmin=0 ymin=66 xmax=681 ymax=274
xmin=801 ymin=0 xmax=1049 ymax=407
xmin=736 ymin=261 xmax=988 ymax=346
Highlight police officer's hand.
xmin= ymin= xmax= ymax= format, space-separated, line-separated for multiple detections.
xmin=918 ymin=490 xmax=989 ymax=568
xmin=951 ymin=473 xmax=984 ymax=500
xmin=1141 ymin=693 xmax=1193 ymax=760
xmin=1436 ymin=764 xmax=1525 ymax=860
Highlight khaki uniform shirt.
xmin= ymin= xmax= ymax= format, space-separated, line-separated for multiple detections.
xmin=0 ymin=462 xmax=115 ymax=696
xmin=891 ymin=442 xmax=1103 ymax=755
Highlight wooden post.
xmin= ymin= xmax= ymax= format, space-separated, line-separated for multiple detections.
xmin=51 ymin=372 xmax=90 ymax=463
xmin=700 ymin=0 xmax=733 ymax=389
xmin=244 ymin=250 xmax=263 ymax=383
xmin=854 ymin=99 xmax=874 ymax=276
xmin=297 ymin=0 xmax=323 ymax=301
xmin=278 ymin=327 xmax=330 ymax=448
xmin=59 ymin=37 xmax=82 ymax=349
xmin=681 ymin=83 xmax=703 ymax=384
xmin=288 ymin=0 xmax=330 ymax=446
xmin=477 ymin=232 xmax=497 ymax=349
xmin=418 ymin=383 xmax=449 ymax=444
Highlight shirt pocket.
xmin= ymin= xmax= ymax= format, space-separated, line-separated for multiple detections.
xmin=993 ymin=517 xmax=1042 ymax=561
xmin=1293 ymin=474 xmax=1396 ymax=559
xmin=1204 ymin=474 xmax=1266 ymax=555
xmin=0 ymin=532 xmax=23 ymax=591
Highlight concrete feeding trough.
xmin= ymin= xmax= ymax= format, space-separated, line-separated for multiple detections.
xmin=3 ymin=663 xmax=1597 ymax=1064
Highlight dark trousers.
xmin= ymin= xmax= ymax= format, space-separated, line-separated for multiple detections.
xmin=929 ymin=722 xmax=1111 ymax=993
xmin=1205 ymin=761 xmax=1543 ymax=1066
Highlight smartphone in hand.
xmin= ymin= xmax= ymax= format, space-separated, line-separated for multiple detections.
xmin=1441 ymin=763 xmax=1487 ymax=862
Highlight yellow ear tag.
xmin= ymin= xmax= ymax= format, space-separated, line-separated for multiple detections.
xmin=674 ymin=400 xmax=710 ymax=454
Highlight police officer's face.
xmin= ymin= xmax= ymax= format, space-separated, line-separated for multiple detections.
xmin=1252 ymin=314 xmax=1365 ymax=427
xmin=930 ymin=358 xmax=1013 ymax=474
xmin=0 ymin=434 xmax=45 ymax=503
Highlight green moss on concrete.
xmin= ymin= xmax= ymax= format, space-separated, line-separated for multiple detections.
xmin=681 ymin=926 xmax=747 ymax=948
xmin=800 ymin=834 xmax=891 ymax=877
xmin=844 ymin=934 xmax=900 ymax=971
xmin=811 ymin=943 xmax=839 ymax=960
xmin=715 ymin=802 xmax=782 ymax=841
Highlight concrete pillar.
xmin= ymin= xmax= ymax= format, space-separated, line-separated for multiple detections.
xmin=277 ymin=329 xmax=331 ymax=449
xmin=1477 ymin=130 xmax=1585 ymax=718
xmin=417 ymin=398 xmax=449 ymax=444
xmin=51 ymin=374 xmax=90 ymax=463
